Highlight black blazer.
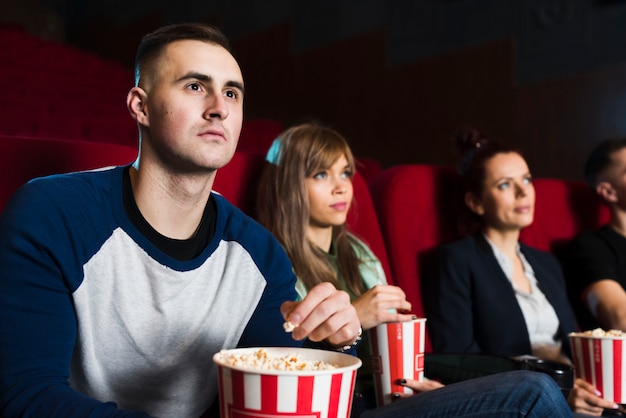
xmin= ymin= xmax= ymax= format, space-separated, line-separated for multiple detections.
xmin=423 ymin=234 xmax=579 ymax=359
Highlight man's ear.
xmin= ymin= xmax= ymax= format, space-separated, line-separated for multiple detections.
xmin=127 ymin=87 xmax=149 ymax=127
xmin=465 ymin=192 xmax=485 ymax=216
xmin=597 ymin=181 xmax=618 ymax=203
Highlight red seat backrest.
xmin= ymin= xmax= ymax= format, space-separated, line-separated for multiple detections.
xmin=0 ymin=135 xmax=138 ymax=213
xmin=356 ymin=157 xmax=383 ymax=184
xmin=212 ymin=151 xmax=267 ymax=216
xmin=369 ymin=164 xmax=463 ymax=352
xmin=519 ymin=178 xmax=610 ymax=257
xmin=347 ymin=173 xmax=393 ymax=281
xmin=237 ymin=119 xmax=283 ymax=154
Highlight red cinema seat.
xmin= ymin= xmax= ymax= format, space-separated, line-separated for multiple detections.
xmin=237 ymin=119 xmax=283 ymax=154
xmin=0 ymin=135 xmax=138 ymax=213
xmin=212 ymin=151 xmax=267 ymax=216
xmin=347 ymin=172 xmax=393 ymax=281
xmin=370 ymin=164 xmax=463 ymax=352
xmin=519 ymin=178 xmax=610 ymax=257
xmin=356 ymin=157 xmax=383 ymax=184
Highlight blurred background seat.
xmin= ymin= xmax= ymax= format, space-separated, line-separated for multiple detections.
xmin=0 ymin=135 xmax=138 ymax=213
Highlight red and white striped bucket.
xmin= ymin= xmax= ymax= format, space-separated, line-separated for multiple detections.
xmin=213 ymin=347 xmax=361 ymax=418
xmin=570 ymin=333 xmax=626 ymax=403
xmin=370 ymin=318 xmax=427 ymax=406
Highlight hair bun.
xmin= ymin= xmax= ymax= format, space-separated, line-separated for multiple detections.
xmin=454 ymin=126 xmax=488 ymax=158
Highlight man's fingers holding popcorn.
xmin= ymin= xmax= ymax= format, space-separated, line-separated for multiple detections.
xmin=281 ymin=282 xmax=360 ymax=347
xmin=283 ymin=320 xmax=297 ymax=332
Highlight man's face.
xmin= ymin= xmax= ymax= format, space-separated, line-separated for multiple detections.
xmin=601 ymin=148 xmax=626 ymax=207
xmin=139 ymin=40 xmax=244 ymax=173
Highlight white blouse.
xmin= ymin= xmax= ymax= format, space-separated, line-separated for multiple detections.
xmin=484 ymin=236 xmax=564 ymax=361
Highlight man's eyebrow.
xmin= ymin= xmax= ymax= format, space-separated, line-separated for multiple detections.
xmin=226 ymin=80 xmax=245 ymax=95
xmin=177 ymin=71 xmax=210 ymax=83
xmin=177 ymin=72 xmax=245 ymax=94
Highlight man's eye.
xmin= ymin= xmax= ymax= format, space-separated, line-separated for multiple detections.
xmin=225 ymin=90 xmax=239 ymax=99
xmin=187 ymin=83 xmax=202 ymax=91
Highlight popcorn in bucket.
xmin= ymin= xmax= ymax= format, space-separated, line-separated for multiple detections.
xmin=213 ymin=347 xmax=362 ymax=418
xmin=570 ymin=328 xmax=626 ymax=404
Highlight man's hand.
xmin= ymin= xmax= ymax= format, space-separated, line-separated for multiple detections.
xmin=281 ymin=282 xmax=361 ymax=348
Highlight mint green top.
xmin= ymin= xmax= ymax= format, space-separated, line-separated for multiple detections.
xmin=295 ymin=234 xmax=387 ymax=395
xmin=294 ymin=234 xmax=387 ymax=300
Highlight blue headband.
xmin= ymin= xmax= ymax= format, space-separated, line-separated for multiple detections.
xmin=265 ymin=138 xmax=282 ymax=165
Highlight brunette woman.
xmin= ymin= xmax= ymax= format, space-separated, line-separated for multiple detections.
xmin=423 ymin=127 xmax=615 ymax=416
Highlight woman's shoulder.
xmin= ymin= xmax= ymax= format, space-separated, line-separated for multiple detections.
xmin=519 ymin=242 xmax=553 ymax=257
xmin=519 ymin=242 xmax=560 ymax=269
xmin=432 ymin=235 xmax=489 ymax=266
xmin=439 ymin=234 xmax=482 ymax=252
xmin=346 ymin=233 xmax=377 ymax=258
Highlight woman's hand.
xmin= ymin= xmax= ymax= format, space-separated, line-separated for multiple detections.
xmin=567 ymin=378 xmax=618 ymax=416
xmin=352 ymin=285 xmax=413 ymax=330
xmin=392 ymin=378 xmax=445 ymax=400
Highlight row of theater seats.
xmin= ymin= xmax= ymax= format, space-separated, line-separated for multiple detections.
xmin=0 ymin=134 xmax=610 ymax=352
xmin=0 ymin=25 xmax=138 ymax=147
xmin=0 ymin=25 xmax=385 ymax=182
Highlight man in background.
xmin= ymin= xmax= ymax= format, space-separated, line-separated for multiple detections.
xmin=566 ymin=138 xmax=626 ymax=331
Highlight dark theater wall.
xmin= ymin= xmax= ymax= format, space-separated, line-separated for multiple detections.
xmin=3 ymin=0 xmax=626 ymax=180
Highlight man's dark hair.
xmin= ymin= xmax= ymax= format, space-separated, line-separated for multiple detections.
xmin=584 ymin=138 xmax=626 ymax=188
xmin=134 ymin=23 xmax=231 ymax=86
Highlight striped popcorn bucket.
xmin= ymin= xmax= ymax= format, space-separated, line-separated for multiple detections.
xmin=570 ymin=333 xmax=626 ymax=403
xmin=370 ymin=318 xmax=427 ymax=406
xmin=213 ymin=347 xmax=361 ymax=418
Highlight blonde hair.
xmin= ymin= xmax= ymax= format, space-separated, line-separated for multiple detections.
xmin=256 ymin=122 xmax=366 ymax=295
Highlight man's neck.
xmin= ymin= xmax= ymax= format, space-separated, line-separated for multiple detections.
xmin=129 ymin=165 xmax=215 ymax=240
xmin=610 ymin=209 xmax=626 ymax=238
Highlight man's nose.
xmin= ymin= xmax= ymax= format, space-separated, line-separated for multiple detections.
xmin=204 ymin=93 xmax=229 ymax=119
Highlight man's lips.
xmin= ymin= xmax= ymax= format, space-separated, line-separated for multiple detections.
xmin=199 ymin=129 xmax=226 ymax=140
